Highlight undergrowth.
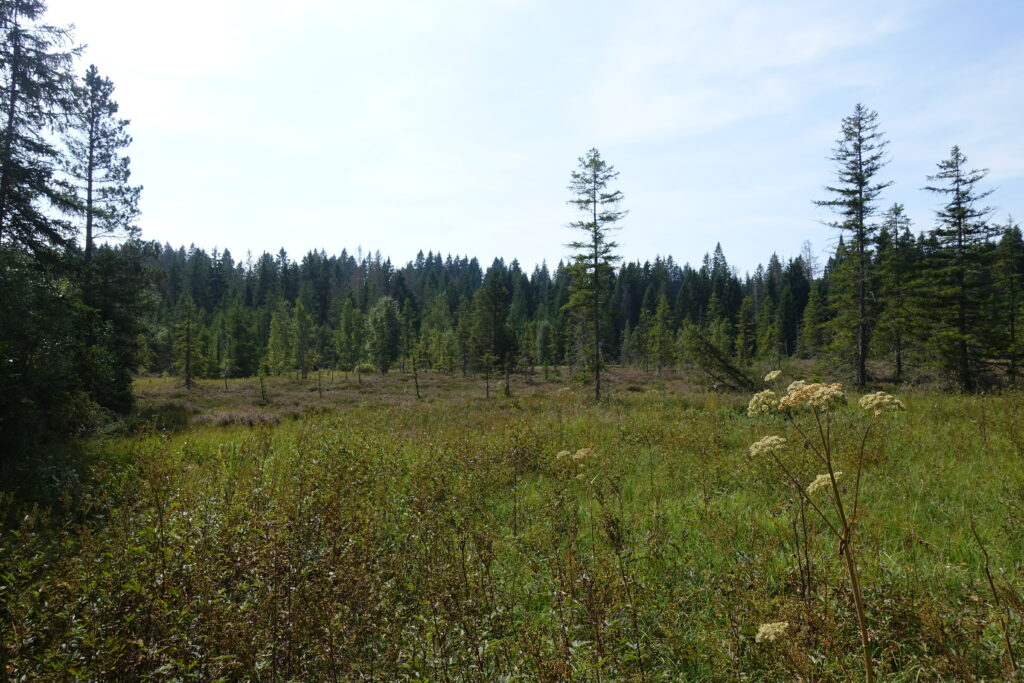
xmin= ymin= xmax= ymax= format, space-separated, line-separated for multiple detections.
xmin=2 ymin=378 xmax=1023 ymax=680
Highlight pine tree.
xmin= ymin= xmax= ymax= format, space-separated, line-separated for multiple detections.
xmin=922 ymin=146 xmax=996 ymax=391
xmin=815 ymin=104 xmax=891 ymax=388
xmin=564 ymin=148 xmax=625 ymax=400
xmin=62 ymin=64 xmax=140 ymax=260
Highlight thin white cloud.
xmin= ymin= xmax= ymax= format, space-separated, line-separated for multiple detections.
xmin=586 ymin=0 xmax=915 ymax=143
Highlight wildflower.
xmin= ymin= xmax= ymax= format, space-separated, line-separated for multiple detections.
xmin=779 ymin=381 xmax=845 ymax=412
xmin=747 ymin=390 xmax=779 ymax=417
xmin=572 ymin=448 xmax=596 ymax=462
xmin=807 ymin=471 xmax=841 ymax=495
xmin=763 ymin=369 xmax=781 ymax=383
xmin=749 ymin=435 xmax=786 ymax=457
xmin=755 ymin=621 xmax=789 ymax=643
xmin=858 ymin=391 xmax=905 ymax=416
xmin=786 ymin=379 xmax=807 ymax=393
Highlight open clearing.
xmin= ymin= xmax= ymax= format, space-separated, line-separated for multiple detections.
xmin=3 ymin=371 xmax=1024 ymax=680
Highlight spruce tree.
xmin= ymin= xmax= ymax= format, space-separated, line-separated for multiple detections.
xmin=922 ymin=146 xmax=996 ymax=391
xmin=293 ymin=298 xmax=313 ymax=379
xmin=0 ymin=0 xmax=79 ymax=254
xmin=470 ymin=269 xmax=515 ymax=388
xmin=335 ymin=296 xmax=364 ymax=373
xmin=264 ymin=301 xmax=291 ymax=376
xmin=649 ymin=294 xmax=673 ymax=373
xmin=996 ymin=219 xmax=1023 ymax=383
xmin=815 ymin=104 xmax=891 ymax=388
xmin=873 ymin=204 xmax=916 ymax=382
xmin=798 ymin=281 xmax=828 ymax=359
xmin=735 ymin=296 xmax=755 ymax=362
xmin=173 ymin=293 xmax=204 ymax=390
xmin=366 ymin=295 xmax=400 ymax=373
xmin=564 ymin=148 xmax=625 ymax=400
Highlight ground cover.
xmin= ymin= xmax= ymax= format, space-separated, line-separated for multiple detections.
xmin=2 ymin=370 xmax=1023 ymax=680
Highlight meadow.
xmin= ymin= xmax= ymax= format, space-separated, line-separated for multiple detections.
xmin=2 ymin=369 xmax=1023 ymax=680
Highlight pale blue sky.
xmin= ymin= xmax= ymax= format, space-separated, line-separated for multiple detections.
xmin=48 ymin=0 xmax=1024 ymax=272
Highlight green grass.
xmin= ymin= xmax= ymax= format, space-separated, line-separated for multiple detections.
xmin=2 ymin=371 xmax=1023 ymax=680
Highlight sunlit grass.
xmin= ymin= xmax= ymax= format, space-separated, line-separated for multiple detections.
xmin=2 ymin=374 xmax=1022 ymax=679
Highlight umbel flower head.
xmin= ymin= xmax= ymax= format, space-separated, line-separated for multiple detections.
xmin=779 ymin=381 xmax=845 ymax=412
xmin=755 ymin=621 xmax=789 ymax=643
xmin=572 ymin=447 xmax=597 ymax=462
xmin=858 ymin=391 xmax=906 ymax=416
xmin=556 ymin=448 xmax=599 ymax=464
xmin=747 ymin=390 xmax=779 ymax=417
xmin=749 ymin=435 xmax=786 ymax=457
xmin=807 ymin=471 xmax=841 ymax=495
xmin=763 ymin=369 xmax=781 ymax=383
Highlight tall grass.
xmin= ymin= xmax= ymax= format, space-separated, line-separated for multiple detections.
xmin=2 ymin=380 xmax=1023 ymax=679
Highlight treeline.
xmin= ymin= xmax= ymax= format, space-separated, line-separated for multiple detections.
xmin=145 ymin=208 xmax=1023 ymax=391
xmin=145 ymin=105 xmax=1023 ymax=395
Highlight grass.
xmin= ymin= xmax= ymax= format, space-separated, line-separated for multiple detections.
xmin=2 ymin=369 xmax=1023 ymax=680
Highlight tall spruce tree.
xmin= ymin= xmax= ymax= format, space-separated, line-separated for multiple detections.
xmin=922 ymin=146 xmax=996 ymax=391
xmin=815 ymin=104 xmax=891 ymax=388
xmin=564 ymin=148 xmax=625 ymax=401
xmin=62 ymin=64 xmax=140 ymax=260
xmin=0 ymin=0 xmax=78 ymax=253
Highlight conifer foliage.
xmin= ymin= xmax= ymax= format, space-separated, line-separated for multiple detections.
xmin=0 ymin=0 xmax=154 ymax=452
xmin=62 ymin=64 xmax=141 ymax=260
xmin=564 ymin=148 xmax=625 ymax=401
xmin=816 ymin=104 xmax=891 ymax=388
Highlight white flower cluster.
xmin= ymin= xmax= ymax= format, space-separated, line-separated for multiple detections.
xmin=778 ymin=382 xmax=845 ymax=412
xmin=747 ymin=390 xmax=779 ymax=417
xmin=858 ymin=391 xmax=906 ymax=416
xmin=749 ymin=434 xmax=786 ymax=457
xmin=755 ymin=621 xmax=789 ymax=643
xmin=806 ymin=471 xmax=841 ymax=495
xmin=763 ymin=369 xmax=782 ymax=383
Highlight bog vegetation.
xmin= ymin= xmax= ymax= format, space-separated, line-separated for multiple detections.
xmin=3 ymin=371 xmax=1024 ymax=680
xmin=3 ymin=0 xmax=1024 ymax=680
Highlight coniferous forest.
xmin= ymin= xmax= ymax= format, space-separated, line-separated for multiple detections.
xmin=1 ymin=2 xmax=1022 ymax=452
xmin=3 ymin=1 xmax=1024 ymax=680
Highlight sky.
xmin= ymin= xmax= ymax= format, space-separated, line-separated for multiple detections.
xmin=46 ymin=0 xmax=1024 ymax=274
